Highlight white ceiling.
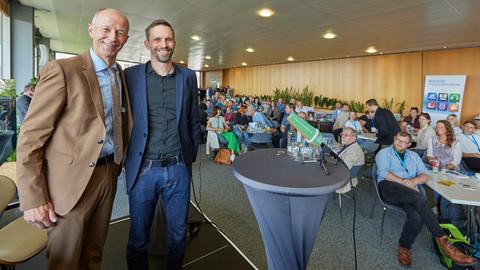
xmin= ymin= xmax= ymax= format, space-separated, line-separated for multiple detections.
xmin=19 ymin=0 xmax=480 ymax=71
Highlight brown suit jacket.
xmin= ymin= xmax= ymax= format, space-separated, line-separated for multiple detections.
xmin=16 ymin=51 xmax=132 ymax=215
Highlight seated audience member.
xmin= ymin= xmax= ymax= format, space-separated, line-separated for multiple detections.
xmin=401 ymin=107 xmax=420 ymax=132
xmin=335 ymin=128 xmax=365 ymax=193
xmin=458 ymin=120 xmax=480 ymax=172
xmin=206 ymin=106 xmax=239 ymax=156
xmin=366 ymin=99 xmax=401 ymax=148
xmin=376 ymin=131 xmax=476 ymax=267
xmin=359 ymin=110 xmax=374 ymax=133
xmin=295 ymin=101 xmax=305 ymax=113
xmin=224 ymin=106 xmax=235 ymax=128
xmin=276 ymin=98 xmax=286 ymax=113
xmin=473 ymin=114 xmax=480 ymax=136
xmin=249 ymin=106 xmax=274 ymax=128
xmin=272 ymin=103 xmax=295 ymax=148
xmin=233 ymin=105 xmax=251 ymax=152
xmin=447 ymin=114 xmax=463 ymax=136
xmin=344 ymin=112 xmax=362 ymax=133
xmin=332 ymin=103 xmax=350 ymax=141
xmin=205 ymin=99 xmax=213 ymax=115
xmin=357 ymin=111 xmax=379 ymax=153
xmin=427 ymin=120 xmax=462 ymax=171
xmin=266 ymin=100 xmax=282 ymax=123
xmin=413 ymin=113 xmax=435 ymax=157
xmin=331 ymin=102 xmax=342 ymax=122
xmin=252 ymin=97 xmax=263 ymax=112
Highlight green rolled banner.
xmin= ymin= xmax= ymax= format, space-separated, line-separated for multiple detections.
xmin=288 ymin=113 xmax=323 ymax=146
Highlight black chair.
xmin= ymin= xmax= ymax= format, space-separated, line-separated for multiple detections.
xmin=368 ymin=164 xmax=406 ymax=241
xmin=336 ymin=165 xmax=362 ymax=220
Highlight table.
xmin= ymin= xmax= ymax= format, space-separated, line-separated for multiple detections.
xmin=358 ymin=132 xmax=377 ymax=141
xmin=426 ymin=171 xmax=480 ymax=241
xmin=232 ymin=149 xmax=349 ymax=270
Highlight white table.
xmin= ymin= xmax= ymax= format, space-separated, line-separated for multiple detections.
xmin=358 ymin=132 xmax=377 ymax=141
xmin=426 ymin=171 xmax=480 ymax=240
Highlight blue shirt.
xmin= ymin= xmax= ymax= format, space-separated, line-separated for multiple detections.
xmin=89 ymin=48 xmax=118 ymax=157
xmin=253 ymin=111 xmax=273 ymax=128
xmin=375 ymin=146 xmax=428 ymax=182
xmin=277 ymin=102 xmax=285 ymax=113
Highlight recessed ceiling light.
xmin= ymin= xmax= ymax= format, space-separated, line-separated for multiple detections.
xmin=191 ymin=35 xmax=201 ymax=41
xmin=287 ymin=56 xmax=295 ymax=61
xmin=322 ymin=32 xmax=337 ymax=39
xmin=246 ymin=47 xmax=255 ymax=53
xmin=205 ymin=55 xmax=211 ymax=59
xmin=204 ymin=64 xmax=209 ymax=68
xmin=179 ymin=60 xmax=185 ymax=64
xmin=379 ymin=52 xmax=383 ymax=55
xmin=365 ymin=46 xmax=378 ymax=54
xmin=443 ymin=46 xmax=447 ymax=49
xmin=257 ymin=8 xmax=275 ymax=17
xmin=241 ymin=62 xmax=247 ymax=66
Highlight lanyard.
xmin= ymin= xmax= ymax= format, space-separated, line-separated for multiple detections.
xmin=393 ymin=149 xmax=409 ymax=174
xmin=465 ymin=134 xmax=480 ymax=152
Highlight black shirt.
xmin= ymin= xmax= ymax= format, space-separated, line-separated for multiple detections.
xmin=144 ymin=62 xmax=181 ymax=159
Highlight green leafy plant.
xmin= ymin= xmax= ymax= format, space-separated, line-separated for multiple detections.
xmin=383 ymin=98 xmax=394 ymax=111
xmin=0 ymin=79 xmax=16 ymax=98
xmin=397 ymin=100 xmax=406 ymax=116
xmin=348 ymin=101 xmax=365 ymax=113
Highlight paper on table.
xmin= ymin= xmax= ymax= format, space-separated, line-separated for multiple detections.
xmin=437 ymin=179 xmax=455 ymax=187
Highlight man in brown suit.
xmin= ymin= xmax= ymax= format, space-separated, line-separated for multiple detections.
xmin=16 ymin=8 xmax=132 ymax=270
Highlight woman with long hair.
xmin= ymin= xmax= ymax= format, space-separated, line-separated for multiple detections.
xmin=206 ymin=106 xmax=239 ymax=157
xmin=427 ymin=120 xmax=462 ymax=170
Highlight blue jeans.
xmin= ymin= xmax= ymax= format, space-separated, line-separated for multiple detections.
xmin=357 ymin=138 xmax=379 ymax=153
xmin=233 ymin=125 xmax=249 ymax=147
xmin=127 ymin=161 xmax=191 ymax=270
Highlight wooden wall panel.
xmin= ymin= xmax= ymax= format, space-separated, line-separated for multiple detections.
xmin=223 ymin=52 xmax=423 ymax=114
xmin=423 ymin=48 xmax=480 ymax=122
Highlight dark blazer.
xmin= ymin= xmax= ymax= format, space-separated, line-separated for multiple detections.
xmin=374 ymin=107 xmax=400 ymax=145
xmin=123 ymin=63 xmax=201 ymax=192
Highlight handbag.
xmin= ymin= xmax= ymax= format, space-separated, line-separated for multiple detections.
xmin=214 ymin=148 xmax=232 ymax=165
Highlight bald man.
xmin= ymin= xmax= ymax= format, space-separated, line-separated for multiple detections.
xmin=17 ymin=8 xmax=132 ymax=269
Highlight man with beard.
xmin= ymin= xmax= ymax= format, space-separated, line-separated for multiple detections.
xmin=123 ymin=19 xmax=201 ymax=269
xmin=17 ymin=8 xmax=132 ymax=269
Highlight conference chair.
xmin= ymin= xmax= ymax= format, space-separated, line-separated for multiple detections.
xmin=369 ymin=165 xmax=432 ymax=248
xmin=0 ymin=175 xmax=48 ymax=270
xmin=336 ymin=165 xmax=362 ymax=221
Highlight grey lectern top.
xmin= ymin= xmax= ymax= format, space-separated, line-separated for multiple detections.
xmin=232 ymin=148 xmax=350 ymax=196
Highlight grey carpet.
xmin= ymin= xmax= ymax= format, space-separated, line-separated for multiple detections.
xmin=2 ymin=146 xmax=447 ymax=270
xmin=190 ymin=146 xmax=445 ymax=270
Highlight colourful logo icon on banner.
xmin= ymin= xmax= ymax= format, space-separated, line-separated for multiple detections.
xmin=427 ymin=101 xmax=436 ymax=110
xmin=448 ymin=103 xmax=459 ymax=112
xmin=427 ymin=93 xmax=437 ymax=100
xmin=437 ymin=102 xmax=448 ymax=111
xmin=449 ymin=93 xmax=460 ymax=103
xmin=438 ymin=93 xmax=448 ymax=101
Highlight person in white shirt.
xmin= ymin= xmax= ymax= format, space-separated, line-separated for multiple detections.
xmin=458 ymin=120 xmax=480 ymax=172
xmin=413 ymin=113 xmax=435 ymax=156
xmin=344 ymin=112 xmax=362 ymax=133
xmin=332 ymin=104 xmax=350 ymax=141
xmin=447 ymin=114 xmax=463 ymax=137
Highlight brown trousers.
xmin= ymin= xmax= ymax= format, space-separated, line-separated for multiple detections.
xmin=46 ymin=162 xmax=120 ymax=270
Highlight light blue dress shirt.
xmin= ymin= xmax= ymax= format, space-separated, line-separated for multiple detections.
xmin=89 ymin=48 xmax=119 ymax=157
xmin=253 ymin=111 xmax=273 ymax=128
xmin=375 ymin=146 xmax=428 ymax=182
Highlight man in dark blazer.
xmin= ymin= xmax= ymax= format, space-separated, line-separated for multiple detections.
xmin=366 ymin=98 xmax=400 ymax=147
xmin=16 ymin=8 xmax=132 ymax=269
xmin=123 ymin=19 xmax=201 ymax=270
